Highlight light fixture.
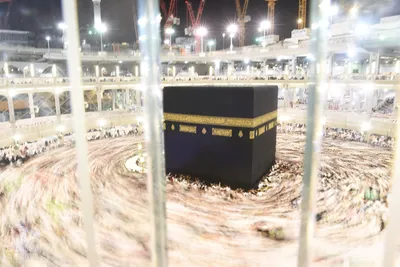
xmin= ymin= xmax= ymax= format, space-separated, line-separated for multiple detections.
xmin=98 ymin=119 xmax=107 ymax=127
xmin=165 ymin=28 xmax=175 ymax=35
xmin=95 ymin=23 xmax=107 ymax=33
xmin=227 ymin=24 xmax=238 ymax=34
xmin=259 ymin=20 xmax=271 ymax=30
xmin=196 ymin=27 xmax=208 ymax=37
xmin=58 ymin=22 xmax=67 ymax=30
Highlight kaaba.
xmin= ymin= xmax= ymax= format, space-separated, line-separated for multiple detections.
xmin=163 ymin=86 xmax=278 ymax=189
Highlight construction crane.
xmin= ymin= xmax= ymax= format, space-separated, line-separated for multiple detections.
xmin=235 ymin=0 xmax=250 ymax=47
xmin=298 ymin=0 xmax=306 ymax=29
xmin=266 ymin=0 xmax=277 ymax=34
xmin=185 ymin=0 xmax=206 ymax=53
xmin=184 ymin=0 xmax=205 ymax=35
xmin=0 ymin=0 xmax=13 ymax=29
xmin=160 ymin=0 xmax=179 ymax=29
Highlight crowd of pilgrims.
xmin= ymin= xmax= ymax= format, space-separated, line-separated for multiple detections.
xmin=278 ymin=123 xmax=394 ymax=148
xmin=0 ymin=122 xmax=394 ymax=167
xmin=0 ymin=124 xmax=143 ymax=167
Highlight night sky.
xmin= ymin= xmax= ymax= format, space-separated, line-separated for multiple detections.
xmin=1 ymin=0 xmax=400 ymax=48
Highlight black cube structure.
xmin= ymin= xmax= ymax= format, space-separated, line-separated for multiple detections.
xmin=163 ymin=86 xmax=278 ymax=189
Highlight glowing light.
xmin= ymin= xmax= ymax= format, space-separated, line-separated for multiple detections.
xmin=330 ymin=5 xmax=339 ymax=16
xmin=347 ymin=49 xmax=356 ymax=58
xmin=56 ymin=125 xmax=66 ymax=133
xmin=58 ymin=22 xmax=67 ymax=30
xmin=227 ymin=24 xmax=238 ymax=34
xmin=196 ymin=27 xmax=208 ymax=37
xmin=208 ymin=40 xmax=215 ymax=46
xmin=297 ymin=18 xmax=303 ymax=24
xmin=355 ymin=23 xmax=369 ymax=36
xmin=138 ymin=143 xmax=143 ymax=150
xmin=350 ymin=6 xmax=359 ymax=17
xmin=259 ymin=20 xmax=271 ymax=30
xmin=45 ymin=36 xmax=51 ymax=41
xmin=13 ymin=134 xmax=21 ymax=142
xmin=244 ymin=58 xmax=250 ymax=64
xmin=98 ymin=119 xmax=107 ymax=127
xmin=165 ymin=28 xmax=175 ymax=35
xmin=95 ymin=23 xmax=107 ymax=33
xmin=8 ymin=89 xmax=16 ymax=98
xmin=361 ymin=122 xmax=371 ymax=133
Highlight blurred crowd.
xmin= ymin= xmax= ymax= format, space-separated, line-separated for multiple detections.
xmin=0 ymin=124 xmax=143 ymax=167
xmin=278 ymin=123 xmax=394 ymax=148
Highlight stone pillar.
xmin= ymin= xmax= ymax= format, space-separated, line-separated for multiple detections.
xmin=125 ymin=88 xmax=130 ymax=108
xmin=375 ymin=52 xmax=380 ymax=75
xmin=28 ymin=92 xmax=35 ymax=119
xmin=395 ymin=60 xmax=400 ymax=74
xmin=291 ymin=56 xmax=297 ymax=76
xmin=135 ymin=87 xmax=141 ymax=107
xmin=55 ymin=92 xmax=61 ymax=123
xmin=97 ymin=89 xmax=102 ymax=111
xmin=327 ymin=53 xmax=334 ymax=76
xmin=7 ymin=94 xmax=16 ymax=134
xmin=215 ymin=61 xmax=220 ymax=76
xmin=30 ymin=63 xmax=35 ymax=77
xmin=112 ymin=90 xmax=116 ymax=110
xmin=7 ymin=95 xmax=15 ymax=123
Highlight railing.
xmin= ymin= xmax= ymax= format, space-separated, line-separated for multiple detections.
xmin=0 ymin=74 xmax=399 ymax=88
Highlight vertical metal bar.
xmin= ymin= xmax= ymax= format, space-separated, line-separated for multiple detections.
xmin=61 ymin=1 xmax=99 ymax=266
xmin=297 ymin=0 xmax=330 ymax=266
xmin=383 ymin=68 xmax=400 ymax=265
xmin=137 ymin=0 xmax=168 ymax=266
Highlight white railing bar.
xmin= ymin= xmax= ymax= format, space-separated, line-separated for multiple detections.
xmin=137 ymin=0 xmax=168 ymax=266
xmin=382 ymin=60 xmax=400 ymax=265
xmin=61 ymin=0 xmax=99 ymax=266
xmin=297 ymin=0 xmax=330 ymax=266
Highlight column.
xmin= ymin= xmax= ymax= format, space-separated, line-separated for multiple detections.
xmin=97 ymin=89 xmax=102 ymax=111
xmin=375 ymin=52 xmax=380 ymax=75
xmin=125 ymin=88 xmax=130 ymax=108
xmin=291 ymin=56 xmax=297 ymax=76
xmin=55 ymin=92 xmax=61 ymax=123
xmin=327 ymin=53 xmax=334 ymax=76
xmin=28 ymin=92 xmax=35 ymax=119
xmin=7 ymin=95 xmax=15 ymax=123
xmin=30 ymin=63 xmax=35 ymax=77
xmin=7 ymin=94 xmax=16 ymax=134
xmin=135 ymin=87 xmax=141 ymax=107
xmin=215 ymin=61 xmax=220 ymax=76
xmin=395 ymin=60 xmax=400 ymax=74
xmin=365 ymin=85 xmax=376 ymax=115
xmin=112 ymin=89 xmax=116 ymax=110
xmin=135 ymin=65 xmax=139 ymax=77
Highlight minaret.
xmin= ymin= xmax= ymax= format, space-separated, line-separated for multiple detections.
xmin=93 ymin=0 xmax=102 ymax=26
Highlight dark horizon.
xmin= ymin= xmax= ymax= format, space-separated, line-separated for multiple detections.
xmin=1 ymin=0 xmax=400 ymax=48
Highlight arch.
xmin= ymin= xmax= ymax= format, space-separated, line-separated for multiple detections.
xmin=1 ymin=64 xmax=24 ymax=78
xmin=40 ymin=66 xmax=67 ymax=77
